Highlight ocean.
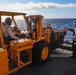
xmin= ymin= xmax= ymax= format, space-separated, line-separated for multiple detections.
xmin=43 ymin=18 xmax=76 ymax=43
xmin=16 ymin=18 xmax=76 ymax=43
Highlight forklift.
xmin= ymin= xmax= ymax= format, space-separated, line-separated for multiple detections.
xmin=0 ymin=11 xmax=51 ymax=75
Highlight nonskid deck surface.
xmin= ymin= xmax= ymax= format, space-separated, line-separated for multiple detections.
xmin=51 ymin=43 xmax=72 ymax=57
xmin=10 ymin=43 xmax=76 ymax=75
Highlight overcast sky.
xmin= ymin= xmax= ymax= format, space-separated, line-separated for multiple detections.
xmin=0 ymin=0 xmax=76 ymax=18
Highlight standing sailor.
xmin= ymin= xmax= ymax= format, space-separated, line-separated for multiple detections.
xmin=68 ymin=20 xmax=76 ymax=58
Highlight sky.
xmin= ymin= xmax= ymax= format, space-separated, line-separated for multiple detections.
xmin=0 ymin=0 xmax=76 ymax=18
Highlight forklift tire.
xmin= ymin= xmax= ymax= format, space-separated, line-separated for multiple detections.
xmin=32 ymin=40 xmax=51 ymax=65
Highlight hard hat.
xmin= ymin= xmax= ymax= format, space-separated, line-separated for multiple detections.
xmin=5 ymin=17 xmax=12 ymax=24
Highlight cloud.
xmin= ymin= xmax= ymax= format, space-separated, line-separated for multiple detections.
xmin=0 ymin=2 xmax=76 ymax=12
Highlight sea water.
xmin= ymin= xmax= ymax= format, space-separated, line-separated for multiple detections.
xmin=16 ymin=18 xmax=76 ymax=43
xmin=43 ymin=18 xmax=76 ymax=43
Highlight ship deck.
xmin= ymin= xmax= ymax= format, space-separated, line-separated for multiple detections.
xmin=10 ymin=43 xmax=76 ymax=75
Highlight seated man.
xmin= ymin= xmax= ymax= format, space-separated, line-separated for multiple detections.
xmin=2 ymin=17 xmax=19 ymax=45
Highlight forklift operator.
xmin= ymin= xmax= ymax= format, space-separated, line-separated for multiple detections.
xmin=2 ymin=17 xmax=20 ymax=44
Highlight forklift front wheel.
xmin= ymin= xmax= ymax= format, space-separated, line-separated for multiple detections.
xmin=32 ymin=41 xmax=51 ymax=65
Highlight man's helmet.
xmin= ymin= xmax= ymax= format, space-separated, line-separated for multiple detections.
xmin=5 ymin=17 xmax=12 ymax=25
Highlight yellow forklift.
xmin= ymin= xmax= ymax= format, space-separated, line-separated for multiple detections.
xmin=0 ymin=11 xmax=51 ymax=75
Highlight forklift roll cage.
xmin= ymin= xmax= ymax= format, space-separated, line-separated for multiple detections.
xmin=0 ymin=11 xmax=47 ymax=48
